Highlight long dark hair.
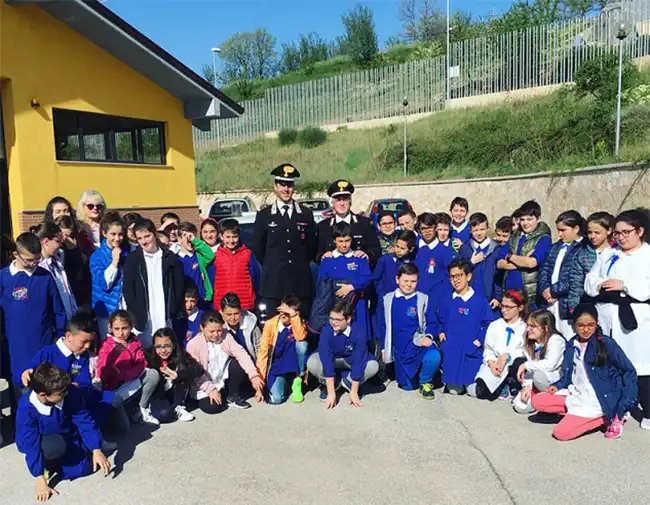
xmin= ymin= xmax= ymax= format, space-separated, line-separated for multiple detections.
xmin=44 ymin=196 xmax=76 ymax=223
xmin=149 ymin=327 xmax=182 ymax=371
xmin=556 ymin=210 xmax=586 ymax=237
xmin=573 ymin=303 xmax=608 ymax=366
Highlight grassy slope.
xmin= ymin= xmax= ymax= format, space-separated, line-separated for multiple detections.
xmin=196 ymin=88 xmax=650 ymax=194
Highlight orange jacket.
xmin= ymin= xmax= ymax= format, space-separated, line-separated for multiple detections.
xmin=256 ymin=314 xmax=307 ymax=380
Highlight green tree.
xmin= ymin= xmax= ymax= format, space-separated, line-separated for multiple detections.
xmin=398 ymin=0 xmax=446 ymax=44
xmin=338 ymin=4 xmax=379 ymax=65
xmin=280 ymin=32 xmax=330 ymax=74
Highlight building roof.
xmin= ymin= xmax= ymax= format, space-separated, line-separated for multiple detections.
xmin=6 ymin=0 xmax=244 ymax=128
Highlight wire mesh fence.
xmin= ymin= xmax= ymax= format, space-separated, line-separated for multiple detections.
xmin=193 ymin=1 xmax=650 ymax=151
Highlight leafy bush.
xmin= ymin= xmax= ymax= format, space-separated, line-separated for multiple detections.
xmin=624 ymin=84 xmax=650 ymax=105
xmin=574 ymin=54 xmax=640 ymax=103
xmin=278 ymin=128 xmax=298 ymax=146
xmin=297 ymin=126 xmax=328 ymax=148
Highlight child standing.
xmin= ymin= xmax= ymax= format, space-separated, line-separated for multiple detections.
xmin=459 ymin=213 xmax=502 ymax=309
xmin=584 ymin=208 xmax=650 ymax=429
xmin=498 ymin=200 xmax=552 ymax=309
xmin=220 ymin=292 xmax=261 ymax=362
xmin=469 ymin=289 xmax=527 ymax=401
xmin=397 ymin=209 xmax=417 ymax=233
xmin=212 ymin=219 xmax=260 ymax=312
xmin=160 ymin=212 xmax=181 ymax=253
xmin=200 ymin=218 xmax=220 ymax=253
xmin=96 ymin=310 xmax=160 ymax=426
xmin=586 ymin=212 xmax=615 ymax=259
xmin=307 ymin=300 xmax=379 ymax=409
xmin=177 ymin=222 xmax=215 ymax=305
xmin=16 ymin=363 xmax=110 ymax=502
xmin=377 ymin=211 xmax=398 ymax=255
xmin=89 ymin=212 xmax=128 ymax=339
xmin=438 ymin=258 xmax=495 ymax=395
xmin=450 ymin=196 xmax=470 ymax=250
xmin=512 ymin=310 xmax=567 ymax=414
xmin=257 ymin=295 xmax=308 ymax=404
xmin=186 ymin=310 xmax=264 ymax=412
xmin=148 ymin=328 xmax=204 ymax=423
xmin=173 ymin=283 xmax=203 ymax=347
xmin=532 ymin=304 xmax=637 ymax=441
xmin=373 ymin=230 xmax=416 ymax=300
xmin=55 ymin=215 xmax=92 ymax=311
xmin=416 ymin=212 xmax=436 ymax=248
xmin=491 ymin=216 xmax=514 ymax=306
xmin=376 ymin=263 xmax=441 ymax=399
xmin=1 ymin=232 xmax=66 ymax=388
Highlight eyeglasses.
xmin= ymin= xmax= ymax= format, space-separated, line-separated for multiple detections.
xmin=154 ymin=343 xmax=173 ymax=350
xmin=576 ymin=323 xmax=598 ymax=330
xmin=500 ymin=304 xmax=519 ymax=310
xmin=450 ymin=273 xmax=467 ymax=281
xmin=86 ymin=203 xmax=105 ymax=211
xmin=328 ymin=316 xmax=346 ymax=323
xmin=17 ymin=251 xmax=42 ymax=267
xmin=379 ymin=221 xmax=395 ymax=227
xmin=613 ymin=228 xmax=638 ymax=239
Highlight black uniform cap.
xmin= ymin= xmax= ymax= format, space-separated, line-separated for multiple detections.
xmin=327 ymin=179 xmax=354 ymax=198
xmin=271 ymin=163 xmax=300 ymax=183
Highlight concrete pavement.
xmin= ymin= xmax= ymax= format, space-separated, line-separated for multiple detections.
xmin=0 ymin=384 xmax=647 ymax=505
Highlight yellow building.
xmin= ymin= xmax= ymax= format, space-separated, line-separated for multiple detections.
xmin=0 ymin=0 xmax=242 ymax=235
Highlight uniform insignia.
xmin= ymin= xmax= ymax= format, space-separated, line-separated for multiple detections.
xmin=338 ymin=181 xmax=349 ymax=192
xmin=12 ymin=286 xmax=28 ymax=301
xmin=71 ymin=363 xmax=82 ymax=376
xmin=283 ymin=165 xmax=295 ymax=178
xmin=346 ymin=262 xmax=358 ymax=271
xmin=407 ymin=306 xmax=417 ymax=318
xmin=428 ymin=258 xmax=436 ymax=274
xmin=269 ymin=222 xmax=278 ymax=227
xmin=458 ymin=307 xmax=470 ymax=315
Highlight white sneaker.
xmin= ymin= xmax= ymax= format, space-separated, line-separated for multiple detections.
xmin=139 ymin=407 xmax=160 ymax=426
xmin=640 ymin=418 xmax=650 ymax=430
xmin=174 ymin=405 xmax=195 ymax=422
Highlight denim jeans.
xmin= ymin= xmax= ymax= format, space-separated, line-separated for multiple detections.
xmin=268 ymin=341 xmax=309 ymax=404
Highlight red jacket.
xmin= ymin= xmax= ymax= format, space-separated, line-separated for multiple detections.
xmin=213 ymin=245 xmax=255 ymax=310
xmin=96 ymin=334 xmax=147 ymax=391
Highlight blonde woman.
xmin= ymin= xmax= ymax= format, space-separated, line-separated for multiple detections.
xmin=77 ymin=189 xmax=107 ymax=248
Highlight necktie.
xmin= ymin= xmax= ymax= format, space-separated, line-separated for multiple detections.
xmin=505 ymin=327 xmax=514 ymax=347
xmin=607 ymin=254 xmax=619 ymax=276
xmin=282 ymin=205 xmax=290 ymax=218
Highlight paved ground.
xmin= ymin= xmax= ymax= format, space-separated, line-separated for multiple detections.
xmin=1 ymin=383 xmax=648 ymax=505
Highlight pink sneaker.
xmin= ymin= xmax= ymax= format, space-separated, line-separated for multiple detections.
xmin=604 ymin=416 xmax=624 ymax=439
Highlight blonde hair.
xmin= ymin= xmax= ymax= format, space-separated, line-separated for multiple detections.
xmin=77 ymin=189 xmax=107 ymax=223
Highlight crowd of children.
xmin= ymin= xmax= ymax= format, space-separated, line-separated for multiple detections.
xmin=1 ymin=184 xmax=650 ymax=501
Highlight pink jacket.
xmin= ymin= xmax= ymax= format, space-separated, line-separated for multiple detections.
xmin=96 ymin=334 xmax=147 ymax=391
xmin=186 ymin=331 xmax=259 ymax=396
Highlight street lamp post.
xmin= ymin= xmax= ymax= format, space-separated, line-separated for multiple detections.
xmin=403 ymin=96 xmax=408 ymax=178
xmin=211 ymin=47 xmax=221 ymax=86
xmin=615 ymin=22 xmax=630 ymax=160
xmin=446 ymin=0 xmax=451 ymax=106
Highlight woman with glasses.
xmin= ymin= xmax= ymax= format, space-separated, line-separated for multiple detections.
xmin=76 ymin=189 xmax=107 ymax=248
xmin=585 ymin=208 xmax=650 ymax=430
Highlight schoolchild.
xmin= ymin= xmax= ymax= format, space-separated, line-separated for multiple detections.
xmin=377 ymin=211 xmax=398 ymax=256
xmin=172 ymin=283 xmax=204 ymax=347
xmin=220 ymin=292 xmax=262 ymax=362
xmin=450 ymin=196 xmax=470 ymax=249
xmin=55 ymin=215 xmax=92 ymax=311
xmin=176 ymin=222 xmax=215 ymax=304
xmin=373 ymin=230 xmax=417 ymax=300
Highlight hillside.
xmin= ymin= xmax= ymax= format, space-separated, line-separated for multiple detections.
xmin=195 ymin=79 xmax=650 ymax=194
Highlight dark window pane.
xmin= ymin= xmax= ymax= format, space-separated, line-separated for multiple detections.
xmin=57 ymin=134 xmax=81 ymax=161
xmin=141 ymin=127 xmax=163 ymax=164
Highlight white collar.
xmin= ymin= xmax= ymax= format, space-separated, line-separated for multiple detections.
xmin=9 ymin=261 xmax=34 ymax=277
xmin=394 ymin=289 xmax=417 ymax=300
xmin=334 ymin=213 xmax=352 ymax=224
xmin=55 ymin=337 xmax=80 ymax=358
xmin=278 ymin=320 xmax=289 ymax=332
xmin=144 ymin=247 xmax=162 ymax=259
xmin=471 ymin=238 xmax=491 ymax=250
xmin=337 ymin=326 xmax=352 ymax=337
xmin=332 ymin=250 xmax=354 ymax=259
xmin=430 ymin=238 xmax=450 ymax=249
xmin=418 ymin=237 xmax=434 ymax=249
xmin=272 ymin=200 xmax=300 ymax=215
xmin=29 ymin=390 xmax=63 ymax=416
xmin=187 ymin=310 xmax=200 ymax=322
xmin=452 ymin=221 xmax=468 ymax=233
xmin=453 ymin=287 xmax=475 ymax=302
xmin=177 ymin=249 xmax=193 ymax=258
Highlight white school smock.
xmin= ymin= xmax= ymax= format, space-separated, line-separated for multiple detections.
xmin=195 ymin=341 xmax=230 ymax=400
xmin=521 ymin=334 xmax=566 ymax=386
xmin=584 ymin=242 xmax=650 ymax=375
xmin=475 ymin=318 xmax=526 ymax=392
xmin=558 ymin=340 xmax=603 ymax=419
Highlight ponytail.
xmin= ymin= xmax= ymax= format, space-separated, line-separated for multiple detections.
xmin=593 ymin=329 xmax=608 ymax=367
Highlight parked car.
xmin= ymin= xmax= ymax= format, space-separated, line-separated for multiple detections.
xmin=299 ymin=198 xmax=333 ymax=223
xmin=365 ymin=198 xmax=415 ymax=231
xmin=208 ymin=197 xmax=257 ymax=222
xmin=232 ymin=212 xmax=256 ymax=249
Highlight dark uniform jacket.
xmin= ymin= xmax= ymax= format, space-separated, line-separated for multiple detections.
xmin=316 ymin=213 xmax=381 ymax=267
xmin=252 ymin=200 xmax=318 ymax=299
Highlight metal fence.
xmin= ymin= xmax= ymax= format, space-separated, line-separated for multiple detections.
xmin=194 ymin=1 xmax=650 ymax=151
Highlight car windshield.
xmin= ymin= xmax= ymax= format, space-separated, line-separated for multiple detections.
xmin=302 ymin=200 xmax=328 ymax=211
xmin=377 ymin=201 xmax=407 ymax=213
xmin=210 ymin=201 xmax=246 ymax=216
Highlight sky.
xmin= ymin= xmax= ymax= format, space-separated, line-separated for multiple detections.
xmin=106 ymin=0 xmax=516 ymax=75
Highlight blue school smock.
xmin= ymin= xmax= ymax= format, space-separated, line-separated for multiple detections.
xmin=377 ymin=291 xmax=438 ymax=387
xmin=267 ymin=326 xmax=299 ymax=390
xmin=16 ymin=388 xmax=101 ymax=480
xmin=438 ymin=289 xmax=494 ymax=386
xmin=1 ymin=264 xmax=67 ymax=384
xmin=372 ymin=254 xmax=412 ymax=299
xmin=458 ymin=239 xmax=500 ymax=303
xmin=451 ymin=221 xmax=471 ymax=245
xmin=25 ymin=339 xmax=115 ymax=427
xmin=318 ymin=252 xmax=372 ymax=336
xmin=173 ymin=310 xmax=204 ymax=348
xmin=177 ymin=250 xmax=205 ymax=300
xmin=414 ymin=239 xmax=455 ymax=308
xmin=492 ymin=244 xmax=509 ymax=301
xmin=318 ymin=324 xmax=373 ymax=382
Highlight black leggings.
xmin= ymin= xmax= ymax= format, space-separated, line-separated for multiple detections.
xmin=475 ymin=357 xmax=526 ymax=401
xmin=638 ymin=375 xmax=650 ymax=419
xmin=150 ymin=382 xmax=191 ymax=423
xmin=198 ymin=359 xmax=248 ymax=415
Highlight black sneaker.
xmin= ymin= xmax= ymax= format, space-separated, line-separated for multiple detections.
xmin=227 ymin=395 xmax=251 ymax=409
xmin=319 ymin=387 xmax=328 ymax=401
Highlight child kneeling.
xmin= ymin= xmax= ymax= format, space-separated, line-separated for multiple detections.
xmin=148 ymin=328 xmax=205 ymax=423
xmin=257 ymin=295 xmax=308 ymax=404
xmin=532 ymin=304 xmax=637 ymax=441
xmin=307 ymin=300 xmax=379 ymax=409
xmin=16 ymin=363 xmax=111 ymax=501
xmin=376 ymin=263 xmax=441 ymax=400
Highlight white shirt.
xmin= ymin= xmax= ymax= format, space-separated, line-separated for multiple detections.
xmin=143 ymin=248 xmax=167 ymax=348
xmin=452 ymin=287 xmax=475 ymax=302
xmin=40 ymin=254 xmax=77 ymax=319
xmin=276 ymin=199 xmax=294 ymax=219
xmin=335 ymin=214 xmax=352 ymax=224
xmin=562 ymin=340 xmax=603 ymax=418
xmin=206 ymin=341 xmax=230 ymax=391
xmin=29 ymin=390 xmax=63 ymax=416
xmin=452 ymin=221 xmax=468 ymax=234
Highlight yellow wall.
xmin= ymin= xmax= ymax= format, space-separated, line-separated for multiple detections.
xmin=0 ymin=2 xmax=197 ymax=232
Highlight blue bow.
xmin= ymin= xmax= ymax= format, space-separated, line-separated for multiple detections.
xmin=505 ymin=327 xmax=514 ymax=347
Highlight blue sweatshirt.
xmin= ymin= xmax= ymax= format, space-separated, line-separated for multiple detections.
xmin=318 ymin=324 xmax=372 ymax=382
xmin=1 ymin=264 xmax=67 ymax=383
xmin=16 ymin=388 xmax=101 ymax=479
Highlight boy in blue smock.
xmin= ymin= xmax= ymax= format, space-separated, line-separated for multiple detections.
xmin=415 ymin=213 xmax=456 ymax=312
xmin=318 ymin=222 xmax=373 ymax=337
xmin=458 ymin=213 xmax=502 ymax=310
xmin=377 ymin=263 xmax=441 ymax=400
xmin=373 ymin=230 xmax=417 ymax=300
xmin=450 ymin=196 xmax=470 ymax=249
xmin=173 ymin=283 xmax=203 ymax=347
xmin=176 ymin=222 xmax=215 ymax=305
xmin=491 ymin=216 xmax=514 ymax=304
xmin=1 ymin=233 xmax=66 ymax=390
xmin=438 ymin=258 xmax=495 ymax=395
xmin=307 ymin=300 xmax=379 ymax=408
xmin=496 ymin=200 xmax=552 ymax=309
xmin=16 ymin=362 xmax=111 ymax=501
